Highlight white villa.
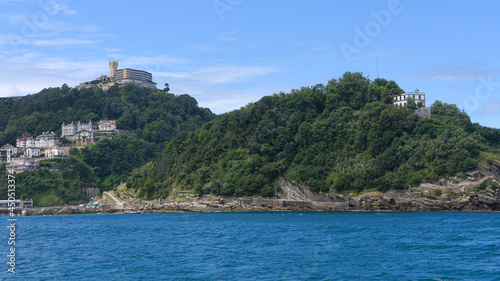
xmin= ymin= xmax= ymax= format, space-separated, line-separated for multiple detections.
xmin=75 ymin=130 xmax=96 ymax=146
xmin=393 ymin=89 xmax=431 ymax=117
xmin=45 ymin=145 xmax=66 ymax=158
xmin=61 ymin=121 xmax=98 ymax=140
xmin=98 ymin=120 xmax=117 ymax=133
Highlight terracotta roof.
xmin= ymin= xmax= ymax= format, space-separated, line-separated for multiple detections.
xmin=98 ymin=120 xmax=116 ymax=124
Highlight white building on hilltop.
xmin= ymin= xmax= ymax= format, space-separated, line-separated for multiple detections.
xmin=109 ymin=60 xmax=157 ymax=88
xmin=393 ymin=88 xmax=431 ymax=117
xmin=393 ymin=89 xmax=426 ymax=107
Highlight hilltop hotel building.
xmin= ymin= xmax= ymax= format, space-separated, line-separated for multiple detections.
xmin=109 ymin=60 xmax=157 ymax=88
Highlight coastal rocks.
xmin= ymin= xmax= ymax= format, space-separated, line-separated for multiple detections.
xmin=276 ymin=177 xmax=348 ymax=203
xmin=273 ymin=176 xmax=500 ymax=212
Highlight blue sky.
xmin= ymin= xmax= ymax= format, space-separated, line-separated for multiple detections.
xmin=0 ymin=0 xmax=499 ymax=128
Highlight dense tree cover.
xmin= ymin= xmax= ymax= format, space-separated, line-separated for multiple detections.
xmin=0 ymin=136 xmax=160 ymax=206
xmin=128 ymin=72 xmax=500 ymax=199
xmin=0 ymin=84 xmax=215 ymax=145
xmin=0 ymin=84 xmax=215 ymax=205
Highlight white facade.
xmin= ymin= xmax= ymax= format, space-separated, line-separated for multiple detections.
xmin=61 ymin=121 xmax=97 ymax=140
xmin=45 ymin=145 xmax=66 ymax=158
xmin=16 ymin=132 xmax=32 ymax=148
xmin=0 ymin=144 xmax=18 ymax=162
xmin=393 ymin=91 xmax=426 ymax=107
xmin=26 ymin=137 xmax=38 ymax=148
xmin=6 ymin=157 xmax=39 ymax=174
xmin=16 ymin=138 xmax=26 ymax=149
xmin=393 ymin=89 xmax=431 ymax=117
xmin=78 ymin=121 xmax=98 ymax=132
xmin=98 ymin=120 xmax=116 ymax=132
xmin=24 ymin=147 xmax=40 ymax=158
xmin=61 ymin=122 xmax=77 ymax=137
xmin=38 ymin=132 xmax=59 ymax=148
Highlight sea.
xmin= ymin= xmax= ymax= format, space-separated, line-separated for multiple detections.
xmin=2 ymin=212 xmax=499 ymax=280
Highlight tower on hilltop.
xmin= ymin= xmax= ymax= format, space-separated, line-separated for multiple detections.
xmin=109 ymin=60 xmax=118 ymax=79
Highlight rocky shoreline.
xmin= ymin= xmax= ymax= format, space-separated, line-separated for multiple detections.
xmin=11 ymin=164 xmax=500 ymax=216
xmin=9 ymin=188 xmax=500 ymax=216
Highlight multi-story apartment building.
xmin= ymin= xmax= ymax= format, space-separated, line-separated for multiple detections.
xmin=114 ymin=68 xmax=157 ymax=88
xmin=16 ymin=132 xmax=60 ymax=149
xmin=6 ymin=157 xmax=39 ymax=173
xmin=24 ymin=147 xmax=40 ymax=158
xmin=109 ymin=60 xmax=156 ymax=88
xmin=0 ymin=144 xmax=18 ymax=162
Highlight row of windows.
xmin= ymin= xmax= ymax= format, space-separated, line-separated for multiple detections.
xmin=115 ymin=69 xmax=153 ymax=82
xmin=395 ymin=94 xmax=425 ymax=101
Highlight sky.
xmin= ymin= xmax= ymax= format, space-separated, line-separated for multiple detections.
xmin=0 ymin=0 xmax=499 ymax=128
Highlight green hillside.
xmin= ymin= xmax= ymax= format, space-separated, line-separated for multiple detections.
xmin=127 ymin=72 xmax=500 ymax=199
xmin=0 ymin=84 xmax=215 ymax=206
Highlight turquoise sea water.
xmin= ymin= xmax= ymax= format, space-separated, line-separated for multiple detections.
xmin=2 ymin=212 xmax=499 ymax=280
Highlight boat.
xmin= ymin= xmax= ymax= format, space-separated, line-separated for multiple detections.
xmin=124 ymin=211 xmax=141 ymax=214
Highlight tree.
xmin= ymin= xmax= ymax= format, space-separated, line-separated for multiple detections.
xmin=406 ymin=98 xmax=417 ymax=111
xmin=163 ymin=83 xmax=170 ymax=93
xmin=336 ymin=72 xmax=370 ymax=109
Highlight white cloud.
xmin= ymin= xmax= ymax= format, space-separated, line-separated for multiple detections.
xmin=0 ymin=50 xmax=282 ymax=115
xmin=194 ymin=66 xmax=277 ymax=84
xmin=0 ymin=0 xmax=30 ymax=4
xmin=32 ymin=38 xmax=96 ymax=46
xmin=121 ymin=55 xmax=188 ymax=69
xmin=188 ymin=44 xmax=220 ymax=53
xmin=218 ymin=31 xmax=238 ymax=42
xmin=423 ymin=62 xmax=498 ymax=82
xmin=165 ymin=76 xmax=284 ymax=114
xmin=158 ymin=65 xmax=278 ymax=85
xmin=0 ymin=56 xmax=107 ymax=97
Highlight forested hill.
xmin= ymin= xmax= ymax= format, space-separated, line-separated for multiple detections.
xmin=0 ymin=84 xmax=215 ymax=206
xmin=128 ymin=72 xmax=500 ymax=199
xmin=0 ymin=84 xmax=214 ymax=145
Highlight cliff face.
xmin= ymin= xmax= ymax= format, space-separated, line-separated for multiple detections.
xmin=275 ymin=162 xmax=500 ymax=212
